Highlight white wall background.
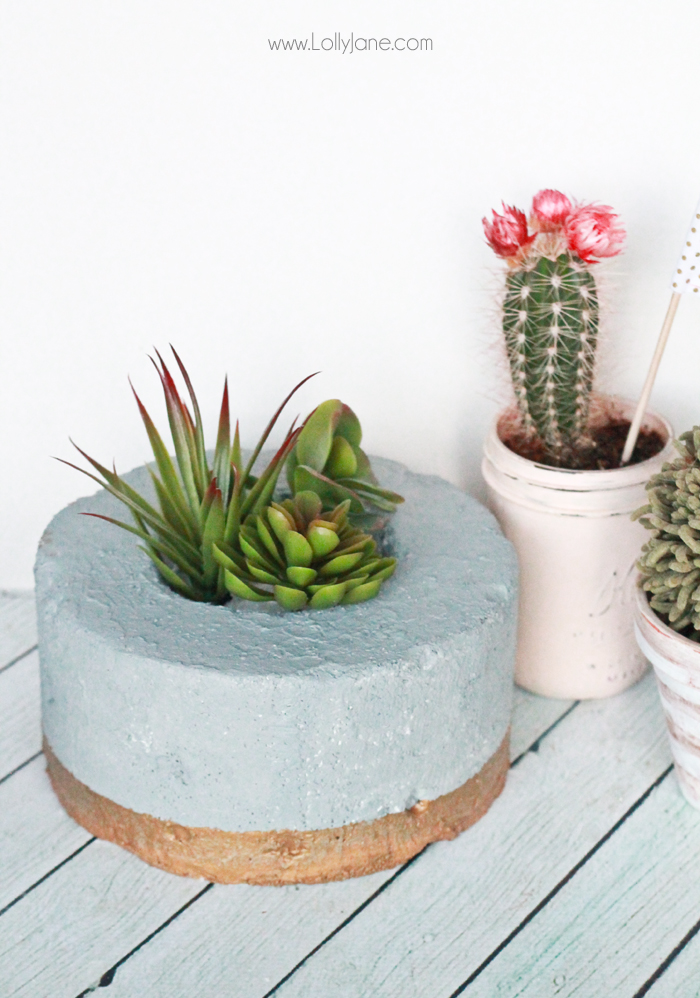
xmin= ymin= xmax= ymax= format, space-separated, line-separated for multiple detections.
xmin=2 ymin=0 xmax=700 ymax=588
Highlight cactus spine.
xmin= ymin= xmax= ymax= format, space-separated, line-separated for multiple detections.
xmin=502 ymin=253 xmax=599 ymax=457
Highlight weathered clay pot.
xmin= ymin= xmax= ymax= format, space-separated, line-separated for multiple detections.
xmin=634 ymin=586 xmax=700 ymax=809
xmin=482 ymin=398 xmax=673 ymax=699
xmin=36 ymin=457 xmax=518 ymax=884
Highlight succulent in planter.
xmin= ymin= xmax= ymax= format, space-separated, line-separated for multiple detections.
xmin=286 ymin=399 xmax=404 ymax=526
xmin=483 ymin=189 xmax=626 ymax=467
xmin=40 ymin=435 xmax=516 ymax=884
xmin=213 ymin=490 xmax=396 ymax=610
xmin=633 ymin=426 xmax=700 ymax=639
xmin=633 ymin=430 xmax=700 ymax=812
xmin=62 ymin=349 xmax=403 ymax=609
xmin=61 ymin=349 xmax=315 ymax=604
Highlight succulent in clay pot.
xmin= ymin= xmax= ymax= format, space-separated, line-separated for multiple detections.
xmin=633 ymin=424 xmax=700 ymax=811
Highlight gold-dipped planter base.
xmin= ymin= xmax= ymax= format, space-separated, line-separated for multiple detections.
xmin=45 ymin=733 xmax=509 ymax=885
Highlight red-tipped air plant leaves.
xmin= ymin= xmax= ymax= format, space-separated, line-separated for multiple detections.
xmin=213 ymin=378 xmax=231 ymax=504
xmin=62 ymin=350 xmax=319 ymax=604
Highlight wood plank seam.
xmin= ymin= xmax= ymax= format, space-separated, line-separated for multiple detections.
xmin=0 ymin=643 xmax=578 ymax=996
xmin=76 ymin=849 xmax=427 ymax=998
xmin=74 ymin=702 xmax=580 ymax=995
xmin=64 ymin=700 xmax=583 ymax=997
xmin=0 ymin=644 xmax=38 ymax=676
xmin=260 ymin=848 xmax=428 ymax=998
xmin=73 ymin=882 xmax=215 ymax=998
xmin=0 ymin=750 xmax=43 ymax=788
xmin=510 ymin=700 xmax=579 ymax=767
xmin=633 ymin=911 xmax=700 ymax=998
xmin=260 ymin=703 xmax=582 ymax=996
xmin=0 ymin=650 xmax=42 ymax=781
xmin=0 ymin=837 xmax=95 ymax=920
xmin=446 ymin=764 xmax=674 ymax=998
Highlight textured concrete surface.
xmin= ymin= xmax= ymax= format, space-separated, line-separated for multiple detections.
xmin=36 ymin=457 xmax=518 ymax=832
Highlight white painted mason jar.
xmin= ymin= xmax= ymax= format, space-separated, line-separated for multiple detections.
xmin=482 ymin=399 xmax=674 ymax=699
xmin=634 ymin=587 xmax=700 ymax=809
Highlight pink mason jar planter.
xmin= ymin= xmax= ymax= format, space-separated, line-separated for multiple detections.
xmin=482 ymin=399 xmax=674 ymax=699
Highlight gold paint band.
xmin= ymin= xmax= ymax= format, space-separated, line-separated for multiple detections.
xmin=44 ymin=733 xmax=509 ymax=886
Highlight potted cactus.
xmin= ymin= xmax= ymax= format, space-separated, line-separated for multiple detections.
xmin=633 ymin=427 xmax=700 ymax=808
xmin=37 ymin=349 xmax=518 ymax=885
xmin=481 ymin=189 xmax=674 ymax=699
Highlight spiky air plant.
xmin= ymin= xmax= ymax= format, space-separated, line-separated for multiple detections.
xmin=633 ymin=427 xmax=700 ymax=640
xmin=483 ymin=189 xmax=626 ymax=465
xmin=61 ymin=348 xmax=316 ymax=603
xmin=285 ymin=399 xmax=404 ymax=525
xmin=213 ymin=490 xmax=396 ymax=610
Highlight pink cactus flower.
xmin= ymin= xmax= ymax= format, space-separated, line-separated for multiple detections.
xmin=531 ymin=189 xmax=572 ymax=228
xmin=482 ymin=203 xmax=533 ymax=259
xmin=564 ymin=203 xmax=626 ymax=263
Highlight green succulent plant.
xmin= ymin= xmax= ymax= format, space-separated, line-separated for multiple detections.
xmin=633 ymin=427 xmax=700 ymax=639
xmin=61 ymin=348 xmax=315 ymax=604
xmin=213 ymin=490 xmax=396 ymax=610
xmin=286 ymin=399 xmax=404 ymax=525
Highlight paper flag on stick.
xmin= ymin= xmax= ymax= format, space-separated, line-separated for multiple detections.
xmin=671 ymin=198 xmax=700 ymax=294
xmin=620 ymin=195 xmax=700 ymax=465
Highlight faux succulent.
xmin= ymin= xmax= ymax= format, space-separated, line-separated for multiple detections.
xmin=62 ymin=348 xmax=313 ymax=603
xmin=286 ymin=399 xmax=404 ymax=525
xmin=62 ymin=351 xmax=403 ymax=610
xmin=634 ymin=427 xmax=700 ymax=640
xmin=213 ymin=490 xmax=396 ymax=610
xmin=483 ymin=189 xmax=626 ymax=464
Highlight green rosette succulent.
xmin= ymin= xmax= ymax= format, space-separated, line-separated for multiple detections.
xmin=213 ymin=490 xmax=396 ymax=610
xmin=286 ymin=399 xmax=404 ymax=524
xmin=633 ymin=427 xmax=700 ymax=639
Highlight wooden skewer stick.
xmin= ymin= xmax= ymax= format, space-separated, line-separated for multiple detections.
xmin=620 ymin=292 xmax=681 ymax=466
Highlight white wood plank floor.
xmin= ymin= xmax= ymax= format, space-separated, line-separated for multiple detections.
xmin=1 ymin=590 xmax=699 ymax=997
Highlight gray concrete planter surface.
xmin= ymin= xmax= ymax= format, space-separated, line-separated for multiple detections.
xmin=36 ymin=457 xmax=518 ymax=834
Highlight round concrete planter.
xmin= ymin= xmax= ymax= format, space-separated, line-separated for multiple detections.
xmin=482 ymin=398 xmax=674 ymax=700
xmin=36 ymin=457 xmax=518 ymax=884
xmin=634 ymin=587 xmax=700 ymax=810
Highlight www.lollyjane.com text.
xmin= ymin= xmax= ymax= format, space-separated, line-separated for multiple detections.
xmin=268 ymin=33 xmax=433 ymax=53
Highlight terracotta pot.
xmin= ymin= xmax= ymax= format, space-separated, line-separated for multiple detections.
xmin=481 ymin=397 xmax=674 ymax=699
xmin=634 ymin=586 xmax=700 ymax=809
